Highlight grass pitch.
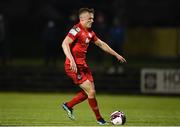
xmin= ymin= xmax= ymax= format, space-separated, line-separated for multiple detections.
xmin=0 ymin=92 xmax=180 ymax=126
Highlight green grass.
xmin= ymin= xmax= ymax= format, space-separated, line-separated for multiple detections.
xmin=0 ymin=92 xmax=180 ymax=126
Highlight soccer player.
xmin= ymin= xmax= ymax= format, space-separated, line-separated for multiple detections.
xmin=61 ymin=8 xmax=126 ymax=125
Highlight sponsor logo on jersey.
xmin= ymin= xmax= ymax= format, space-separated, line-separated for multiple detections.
xmin=75 ymin=27 xmax=81 ymax=32
xmin=88 ymin=33 xmax=92 ymax=38
xmin=69 ymin=27 xmax=81 ymax=36
xmin=69 ymin=29 xmax=78 ymax=36
xmin=85 ymin=38 xmax=90 ymax=43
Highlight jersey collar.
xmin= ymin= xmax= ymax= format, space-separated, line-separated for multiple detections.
xmin=78 ymin=22 xmax=91 ymax=32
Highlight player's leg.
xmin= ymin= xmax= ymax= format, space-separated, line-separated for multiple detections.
xmin=62 ymin=90 xmax=87 ymax=120
xmin=62 ymin=64 xmax=88 ymax=120
xmin=80 ymin=80 xmax=106 ymax=124
xmin=66 ymin=90 xmax=87 ymax=108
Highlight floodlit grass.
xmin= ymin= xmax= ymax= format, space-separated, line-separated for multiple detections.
xmin=0 ymin=92 xmax=180 ymax=126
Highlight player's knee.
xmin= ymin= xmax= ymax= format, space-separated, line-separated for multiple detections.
xmin=88 ymin=89 xmax=96 ymax=98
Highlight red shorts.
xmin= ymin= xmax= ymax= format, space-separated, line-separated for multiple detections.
xmin=64 ymin=64 xmax=94 ymax=85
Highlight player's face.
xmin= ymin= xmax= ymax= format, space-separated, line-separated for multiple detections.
xmin=85 ymin=13 xmax=94 ymax=28
xmin=81 ymin=12 xmax=94 ymax=28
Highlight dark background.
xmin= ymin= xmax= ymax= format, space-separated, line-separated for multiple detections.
xmin=0 ymin=0 xmax=179 ymax=57
xmin=0 ymin=0 xmax=180 ymax=93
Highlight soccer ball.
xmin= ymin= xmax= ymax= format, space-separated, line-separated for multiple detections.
xmin=110 ymin=111 xmax=126 ymax=125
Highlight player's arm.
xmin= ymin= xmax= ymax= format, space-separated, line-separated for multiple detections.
xmin=94 ymin=39 xmax=126 ymax=63
xmin=62 ymin=36 xmax=77 ymax=73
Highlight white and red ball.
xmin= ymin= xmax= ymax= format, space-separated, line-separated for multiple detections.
xmin=110 ymin=111 xmax=126 ymax=125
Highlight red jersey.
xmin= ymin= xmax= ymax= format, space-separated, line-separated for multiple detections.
xmin=65 ymin=23 xmax=98 ymax=68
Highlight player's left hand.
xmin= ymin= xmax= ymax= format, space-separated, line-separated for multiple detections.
xmin=116 ymin=55 xmax=126 ymax=63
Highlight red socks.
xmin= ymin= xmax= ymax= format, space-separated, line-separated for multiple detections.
xmin=88 ymin=98 xmax=102 ymax=120
xmin=66 ymin=91 xmax=87 ymax=108
xmin=66 ymin=91 xmax=102 ymax=120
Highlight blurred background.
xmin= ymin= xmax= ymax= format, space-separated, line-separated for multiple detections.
xmin=0 ymin=0 xmax=180 ymax=94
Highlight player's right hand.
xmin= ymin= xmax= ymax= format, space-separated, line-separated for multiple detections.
xmin=70 ymin=60 xmax=77 ymax=73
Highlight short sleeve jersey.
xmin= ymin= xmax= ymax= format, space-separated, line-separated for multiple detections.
xmin=65 ymin=23 xmax=98 ymax=68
